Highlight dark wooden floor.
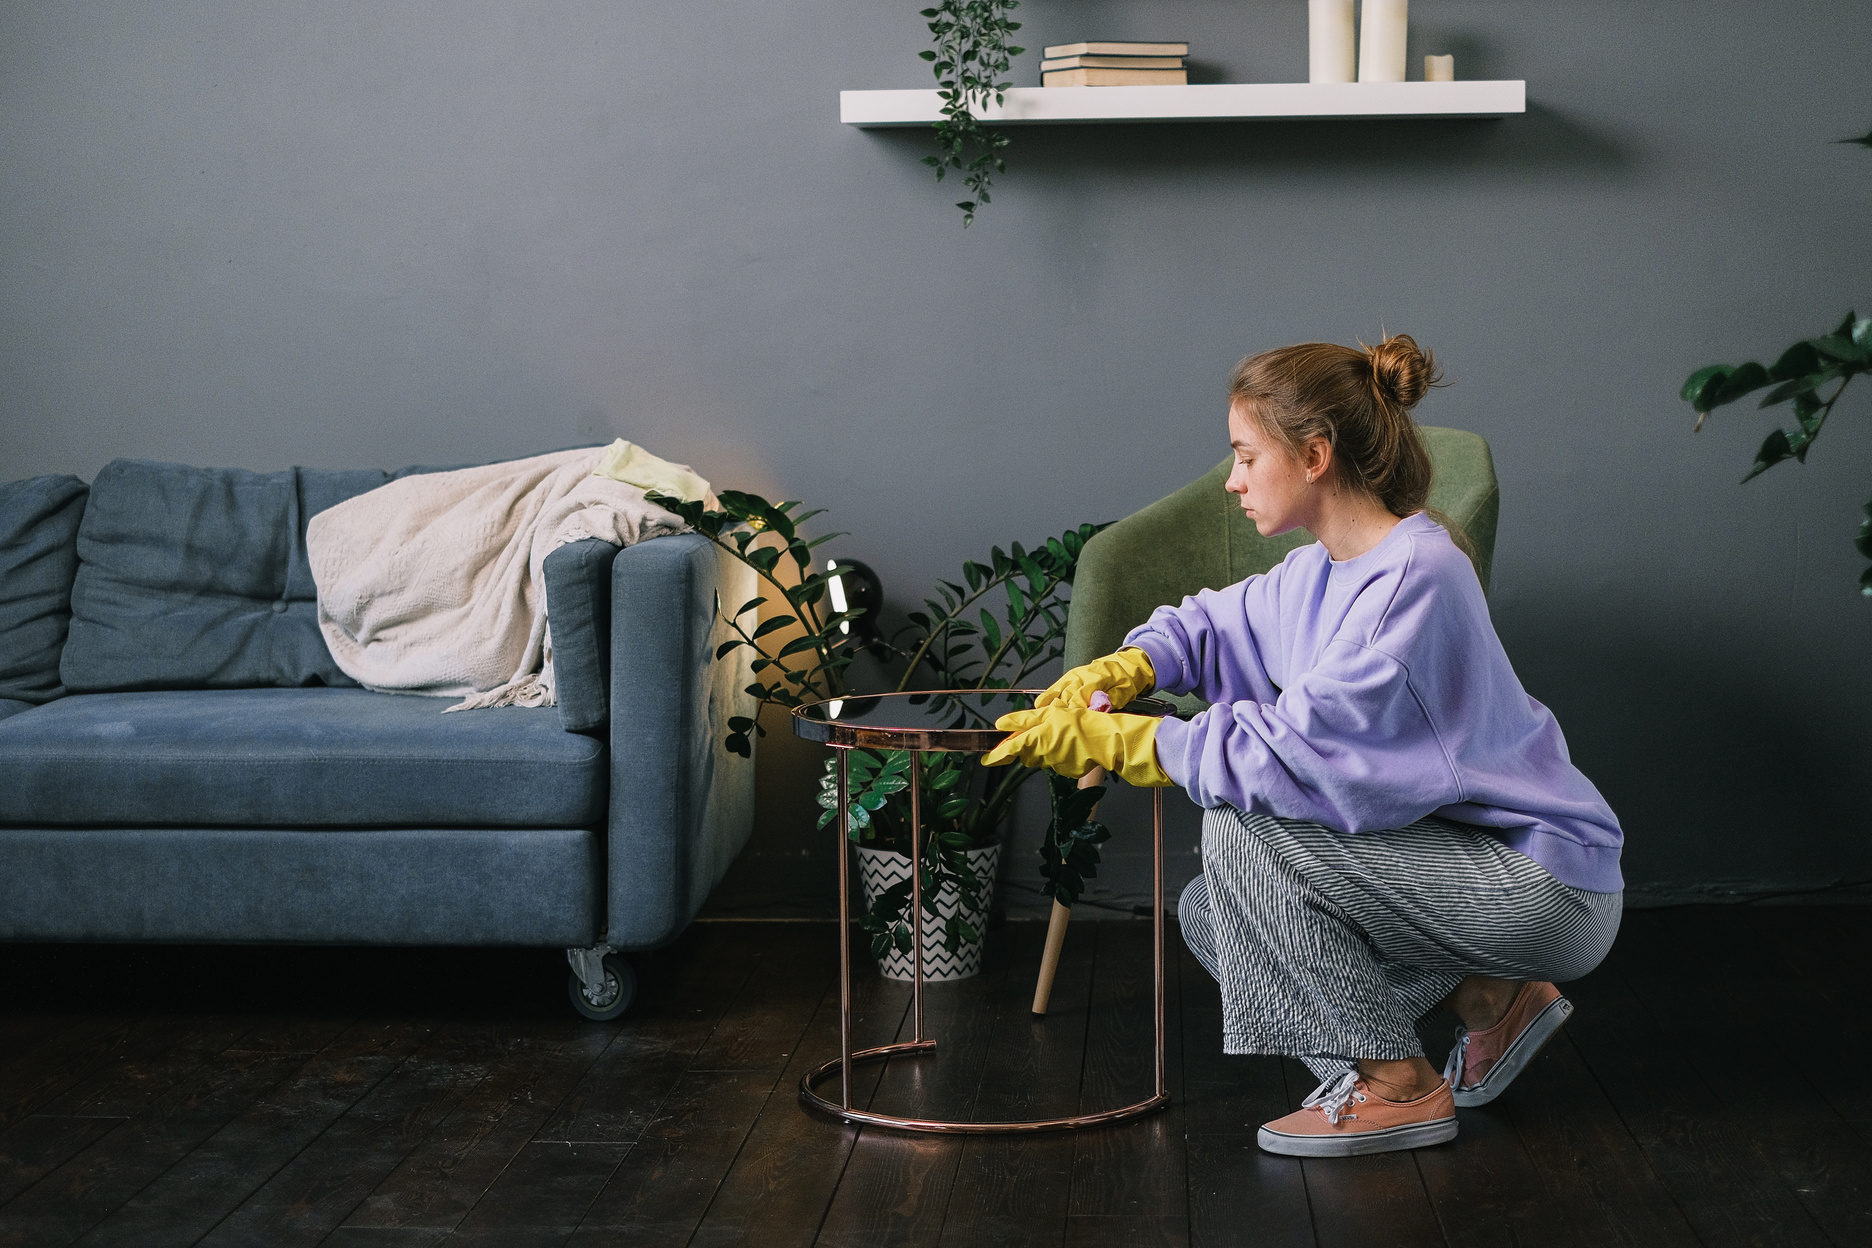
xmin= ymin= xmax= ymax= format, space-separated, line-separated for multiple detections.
xmin=0 ymin=907 xmax=1866 ymax=1248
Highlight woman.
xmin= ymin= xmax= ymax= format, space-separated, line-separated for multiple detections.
xmin=985 ymin=335 xmax=1622 ymax=1158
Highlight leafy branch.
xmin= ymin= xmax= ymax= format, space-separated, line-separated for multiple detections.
xmin=1038 ymin=771 xmax=1111 ymax=908
xmin=1679 ymin=123 xmax=1872 ymax=597
xmin=646 ymin=489 xmax=864 ymax=756
xmin=919 ymin=0 xmax=1023 ymax=226
xmin=1682 ymin=310 xmax=1872 ymax=595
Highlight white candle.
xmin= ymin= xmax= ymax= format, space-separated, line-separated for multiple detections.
xmin=1309 ymin=0 xmax=1356 ymax=84
xmin=1424 ymin=53 xmax=1454 ymax=82
xmin=1358 ymin=0 xmax=1408 ymax=83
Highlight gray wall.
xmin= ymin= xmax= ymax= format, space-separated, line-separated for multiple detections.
xmin=4 ymin=1 xmax=1869 ymax=911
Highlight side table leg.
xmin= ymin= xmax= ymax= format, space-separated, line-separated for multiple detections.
xmin=837 ymin=746 xmax=853 ymax=1111
xmin=909 ymin=750 xmax=925 ymax=1043
xmin=1153 ymin=784 xmax=1166 ymax=1099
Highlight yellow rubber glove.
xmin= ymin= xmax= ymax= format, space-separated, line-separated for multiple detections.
xmin=1035 ymin=647 xmax=1157 ymax=711
xmin=981 ymin=705 xmax=1173 ymax=787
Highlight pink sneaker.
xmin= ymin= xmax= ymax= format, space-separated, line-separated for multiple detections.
xmin=1256 ymin=1071 xmax=1458 ymax=1157
xmin=1441 ymin=980 xmax=1574 ymax=1107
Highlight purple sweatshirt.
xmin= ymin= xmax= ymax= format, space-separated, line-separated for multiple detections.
xmin=1125 ymin=513 xmax=1623 ymax=893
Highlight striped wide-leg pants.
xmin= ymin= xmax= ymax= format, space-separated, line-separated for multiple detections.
xmin=1179 ymin=806 xmax=1623 ymax=1083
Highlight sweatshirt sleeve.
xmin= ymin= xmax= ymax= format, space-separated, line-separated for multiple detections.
xmin=1123 ymin=564 xmax=1288 ymax=707
xmin=1151 ymin=637 xmax=1465 ymax=833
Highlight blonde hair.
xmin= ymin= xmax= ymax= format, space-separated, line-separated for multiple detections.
xmin=1227 ymin=334 xmax=1442 ymax=517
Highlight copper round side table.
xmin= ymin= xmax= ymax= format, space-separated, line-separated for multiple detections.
xmin=791 ymin=690 xmax=1172 ymax=1134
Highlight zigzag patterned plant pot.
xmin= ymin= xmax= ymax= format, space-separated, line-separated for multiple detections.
xmin=854 ymin=842 xmax=1001 ymax=982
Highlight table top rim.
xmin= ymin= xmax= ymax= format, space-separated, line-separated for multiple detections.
xmin=788 ymin=690 xmax=1176 ymax=749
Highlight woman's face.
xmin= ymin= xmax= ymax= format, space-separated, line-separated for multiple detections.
xmin=1225 ymin=402 xmax=1318 ymax=537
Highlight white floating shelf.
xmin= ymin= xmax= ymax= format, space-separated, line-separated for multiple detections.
xmin=841 ymin=81 xmax=1525 ymax=127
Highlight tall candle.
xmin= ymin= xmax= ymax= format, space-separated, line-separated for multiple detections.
xmin=1309 ymin=0 xmax=1355 ymax=84
xmin=1357 ymin=0 xmax=1408 ymax=83
xmin=1424 ymin=53 xmax=1454 ymax=81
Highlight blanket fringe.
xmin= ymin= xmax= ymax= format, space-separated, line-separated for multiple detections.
xmin=444 ymin=665 xmax=557 ymax=713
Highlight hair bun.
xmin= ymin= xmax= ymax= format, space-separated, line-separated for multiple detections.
xmin=1365 ymin=334 xmax=1440 ymax=411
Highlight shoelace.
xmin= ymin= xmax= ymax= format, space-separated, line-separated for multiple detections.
xmin=1300 ymin=1070 xmax=1369 ymax=1125
xmin=1441 ymin=1028 xmax=1470 ymax=1090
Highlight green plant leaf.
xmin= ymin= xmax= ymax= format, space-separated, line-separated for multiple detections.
xmin=979 ymin=608 xmax=1002 ymax=652
xmin=1683 ymin=362 xmax=1765 ymax=412
xmin=1715 ymin=362 xmax=1772 ymax=407
xmin=1813 ymin=333 xmax=1868 ymax=365
xmin=1758 ymin=370 xmax=1834 ymax=408
xmin=1682 ymin=365 xmax=1725 ymax=409
xmin=1741 ymin=428 xmax=1795 ymax=481
xmin=750 ymin=615 xmax=796 ymax=639
xmin=1769 ymin=341 xmax=1824 ymax=381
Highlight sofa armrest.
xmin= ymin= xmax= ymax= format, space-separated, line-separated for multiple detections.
xmin=543 ymin=538 xmax=623 ymax=734
xmin=604 ymin=533 xmax=757 ymax=949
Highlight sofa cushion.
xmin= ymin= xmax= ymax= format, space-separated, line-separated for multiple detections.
xmin=0 ymin=474 xmax=87 ymax=703
xmin=0 ymin=699 xmax=34 ymax=723
xmin=60 ymin=460 xmax=410 ymax=692
xmin=0 ymin=688 xmax=605 ymax=828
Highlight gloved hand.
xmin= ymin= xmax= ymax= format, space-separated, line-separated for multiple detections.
xmin=981 ymin=705 xmax=1173 ymax=787
xmin=1036 ymin=647 xmax=1157 ymax=711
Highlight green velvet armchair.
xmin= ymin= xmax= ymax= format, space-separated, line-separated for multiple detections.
xmin=1062 ymin=427 xmax=1500 ymax=695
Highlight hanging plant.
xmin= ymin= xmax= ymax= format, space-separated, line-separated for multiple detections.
xmin=920 ymin=0 xmax=1023 ymax=226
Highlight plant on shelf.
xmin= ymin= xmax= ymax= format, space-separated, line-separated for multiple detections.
xmin=1680 ymin=123 xmax=1872 ymax=596
xmin=920 ymin=0 xmax=1023 ymax=226
xmin=647 ymin=488 xmax=1109 ymax=964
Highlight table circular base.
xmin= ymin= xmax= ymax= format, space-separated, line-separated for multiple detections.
xmin=799 ymin=1040 xmax=1172 ymax=1134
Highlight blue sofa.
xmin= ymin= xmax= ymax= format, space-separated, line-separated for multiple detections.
xmin=0 ymin=457 xmax=756 ymax=1019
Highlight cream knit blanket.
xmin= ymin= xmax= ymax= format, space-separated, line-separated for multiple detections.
xmin=308 ymin=444 xmax=705 ymax=710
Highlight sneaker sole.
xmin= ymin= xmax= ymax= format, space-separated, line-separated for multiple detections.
xmin=1453 ymin=995 xmax=1573 ymax=1108
xmin=1256 ymin=1116 xmax=1458 ymax=1158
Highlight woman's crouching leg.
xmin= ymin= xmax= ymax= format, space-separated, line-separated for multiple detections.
xmin=1197 ymin=806 xmax=1427 ymax=1082
xmin=1178 ymin=872 xmax=1223 ymax=984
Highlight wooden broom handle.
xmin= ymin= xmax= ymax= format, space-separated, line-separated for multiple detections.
xmin=1031 ymin=765 xmax=1105 ymax=1017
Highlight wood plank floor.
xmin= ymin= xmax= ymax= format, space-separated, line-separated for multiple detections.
xmin=0 ymin=907 xmax=1865 ymax=1247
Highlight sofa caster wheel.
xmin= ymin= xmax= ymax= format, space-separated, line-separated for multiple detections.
xmin=566 ymin=946 xmax=634 ymax=1021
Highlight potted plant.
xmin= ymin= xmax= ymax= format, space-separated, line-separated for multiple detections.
xmin=647 ymin=488 xmax=1110 ymax=979
xmin=1680 ymin=123 xmax=1872 ymax=595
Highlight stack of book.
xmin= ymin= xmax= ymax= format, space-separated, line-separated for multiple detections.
xmin=1040 ymin=41 xmax=1189 ymax=87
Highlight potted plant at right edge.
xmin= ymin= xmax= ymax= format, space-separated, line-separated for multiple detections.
xmin=647 ymin=488 xmax=1114 ymax=982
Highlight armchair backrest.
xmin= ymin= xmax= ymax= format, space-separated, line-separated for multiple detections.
xmin=1062 ymin=426 xmax=1499 ymax=668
